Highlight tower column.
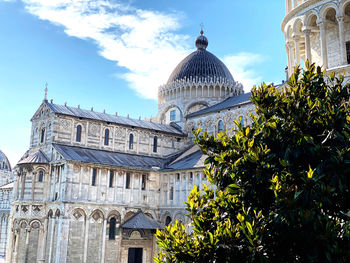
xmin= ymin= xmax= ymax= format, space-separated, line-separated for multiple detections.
xmin=337 ymin=16 xmax=347 ymax=65
xmin=318 ymin=21 xmax=328 ymax=69
xmin=293 ymin=35 xmax=300 ymax=66
xmin=303 ymin=29 xmax=312 ymax=62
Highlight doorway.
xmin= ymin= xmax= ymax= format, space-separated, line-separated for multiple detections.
xmin=128 ymin=247 xmax=143 ymax=263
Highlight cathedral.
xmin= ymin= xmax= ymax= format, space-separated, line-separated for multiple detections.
xmin=1 ymin=0 xmax=350 ymax=262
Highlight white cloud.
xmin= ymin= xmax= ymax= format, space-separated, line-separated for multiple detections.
xmin=5 ymin=0 xmax=266 ymax=98
xmin=20 ymin=0 xmax=191 ymax=99
xmin=222 ymin=52 xmax=265 ymax=92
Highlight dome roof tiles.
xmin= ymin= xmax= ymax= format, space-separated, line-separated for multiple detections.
xmin=167 ymin=33 xmax=234 ymax=85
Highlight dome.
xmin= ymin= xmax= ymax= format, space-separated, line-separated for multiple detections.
xmin=0 ymin=150 xmax=11 ymax=171
xmin=167 ymin=32 xmax=234 ymax=85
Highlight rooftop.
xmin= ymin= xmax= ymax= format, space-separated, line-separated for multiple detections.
xmin=53 ymin=143 xmax=178 ymax=170
xmin=186 ymin=92 xmax=251 ymax=118
xmin=43 ymin=101 xmax=185 ymax=136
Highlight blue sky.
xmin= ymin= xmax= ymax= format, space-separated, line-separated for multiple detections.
xmin=0 ymin=0 xmax=286 ymax=166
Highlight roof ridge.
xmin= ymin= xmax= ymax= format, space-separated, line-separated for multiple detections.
xmin=45 ymin=101 xmax=185 ymax=136
xmin=53 ymin=143 xmax=165 ymax=160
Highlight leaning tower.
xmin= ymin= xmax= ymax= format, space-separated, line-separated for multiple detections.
xmin=282 ymin=0 xmax=350 ymax=76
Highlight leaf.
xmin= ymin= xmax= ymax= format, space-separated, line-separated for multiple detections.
xmin=307 ymin=166 xmax=314 ymax=179
xmin=209 ymin=232 xmax=214 ymax=244
xmin=246 ymin=222 xmax=253 ymax=236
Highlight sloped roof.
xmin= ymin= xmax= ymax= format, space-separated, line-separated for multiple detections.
xmin=164 ymin=145 xmax=206 ymax=170
xmin=44 ymin=101 xmax=184 ymax=136
xmin=121 ymin=211 xmax=164 ymax=230
xmin=186 ymin=92 xmax=251 ymax=118
xmin=0 ymin=182 xmax=13 ymax=189
xmin=53 ymin=144 xmax=172 ymax=170
xmin=17 ymin=150 xmax=49 ymax=165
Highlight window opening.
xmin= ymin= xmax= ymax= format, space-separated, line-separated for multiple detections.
xmin=92 ymin=168 xmax=97 ymax=186
xmin=109 ymin=217 xmax=116 ymax=240
xmin=141 ymin=174 xmax=146 ymax=190
xmin=104 ymin=129 xmax=110 ymax=146
xmin=165 ymin=216 xmax=172 ymax=226
xmin=129 ymin=134 xmax=134 ymax=149
xmin=76 ymin=125 xmax=82 ymax=142
xmin=126 ymin=173 xmax=131 ymax=189
xmin=346 ymin=42 xmax=350 ymax=64
xmin=153 ymin=136 xmax=158 ymax=153
xmin=109 ymin=170 xmax=114 ymax=188
xmin=218 ymin=120 xmax=224 ymax=132
xmin=41 ymin=128 xmax=45 ymax=143
xmin=170 ymin=186 xmax=174 ymax=201
xmin=38 ymin=171 xmax=44 ymax=182
xmin=170 ymin=110 xmax=176 ymax=121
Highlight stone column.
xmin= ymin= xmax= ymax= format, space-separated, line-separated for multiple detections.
xmin=293 ymin=0 xmax=297 ymax=8
xmin=24 ymin=226 xmax=31 ymax=263
xmin=13 ymin=229 xmax=20 ymax=263
xmin=48 ymin=217 xmax=56 ymax=263
xmin=83 ymin=218 xmax=89 ymax=263
xmin=100 ymin=218 xmax=107 ymax=263
xmin=337 ymin=16 xmax=347 ymax=65
xmin=293 ymin=35 xmax=300 ymax=66
xmin=285 ymin=42 xmax=292 ymax=76
xmin=303 ymin=29 xmax=312 ymax=62
xmin=286 ymin=0 xmax=291 ymax=13
xmin=318 ymin=21 xmax=328 ymax=69
xmin=38 ymin=218 xmax=48 ymax=262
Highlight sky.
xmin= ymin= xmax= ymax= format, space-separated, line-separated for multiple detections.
xmin=0 ymin=0 xmax=287 ymax=167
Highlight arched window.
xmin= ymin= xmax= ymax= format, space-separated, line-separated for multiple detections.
xmin=109 ymin=217 xmax=116 ymax=240
xmin=153 ymin=136 xmax=158 ymax=153
xmin=104 ymin=129 xmax=110 ymax=146
xmin=76 ymin=125 xmax=82 ymax=142
xmin=129 ymin=134 xmax=134 ymax=149
xmin=218 ymin=120 xmax=224 ymax=132
xmin=38 ymin=171 xmax=44 ymax=182
xmin=41 ymin=128 xmax=45 ymax=143
xmin=165 ymin=216 xmax=172 ymax=226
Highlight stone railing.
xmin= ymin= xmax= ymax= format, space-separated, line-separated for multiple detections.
xmin=158 ymin=77 xmax=243 ymax=105
xmin=286 ymin=0 xmax=309 ymax=14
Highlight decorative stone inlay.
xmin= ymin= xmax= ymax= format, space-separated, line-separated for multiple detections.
xmin=31 ymin=221 xmax=40 ymax=229
xmin=60 ymin=119 xmax=71 ymax=130
xmin=115 ymin=128 xmax=125 ymax=139
xmin=89 ymin=123 xmax=99 ymax=136
xmin=129 ymin=230 xmax=142 ymax=239
xmin=204 ymin=117 xmax=213 ymax=129
xmin=73 ymin=165 xmax=80 ymax=173
xmin=21 ymin=205 xmax=28 ymax=213
xmin=73 ymin=210 xmax=83 ymax=220
xmin=224 ymin=112 xmax=234 ymax=125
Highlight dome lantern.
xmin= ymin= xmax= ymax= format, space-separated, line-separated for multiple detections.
xmin=195 ymin=30 xmax=208 ymax=50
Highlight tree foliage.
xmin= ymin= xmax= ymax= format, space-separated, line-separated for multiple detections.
xmin=155 ymin=63 xmax=350 ymax=263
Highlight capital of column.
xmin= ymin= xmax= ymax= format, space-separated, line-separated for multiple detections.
xmin=302 ymin=28 xmax=311 ymax=36
xmin=336 ymin=16 xmax=344 ymax=23
xmin=316 ymin=20 xmax=326 ymax=29
xmin=292 ymin=34 xmax=301 ymax=42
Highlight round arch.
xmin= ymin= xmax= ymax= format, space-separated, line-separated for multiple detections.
xmin=184 ymin=101 xmax=209 ymax=116
xmin=319 ymin=3 xmax=340 ymax=20
xmin=304 ymin=10 xmax=319 ymax=26
xmin=159 ymin=104 xmax=184 ymax=123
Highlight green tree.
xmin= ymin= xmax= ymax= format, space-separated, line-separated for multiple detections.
xmin=155 ymin=63 xmax=350 ymax=263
